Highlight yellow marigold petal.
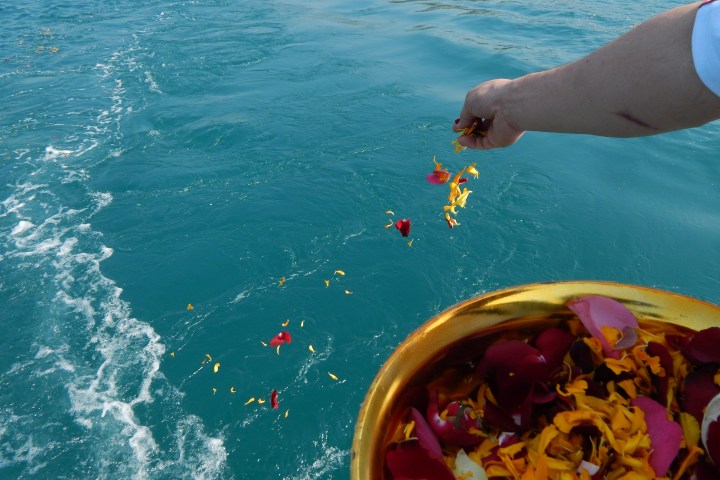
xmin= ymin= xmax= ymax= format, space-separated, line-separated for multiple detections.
xmin=281 ymin=319 xmax=290 ymax=327
xmin=334 ymin=270 xmax=345 ymax=276
xmin=324 ymin=279 xmax=330 ymax=287
xmin=170 ymin=352 xmax=175 ymax=358
xmin=403 ymin=420 xmax=416 ymax=440
xmin=328 ymin=372 xmax=339 ymax=381
xmin=261 ymin=341 xmax=267 ymax=347
xmin=213 ymin=362 xmax=220 ymax=373
xmin=212 ymin=387 xmax=216 ymax=395
xmin=466 ymin=163 xmax=479 ymax=179
xmin=244 ymin=397 xmax=255 ymax=405
xmin=407 ymin=240 xmax=413 ymax=247
xmin=284 ymin=409 xmax=289 ymax=418
xmin=278 ymin=277 xmax=285 ymax=286
xmin=187 ymin=304 xmax=194 ymax=310
xmin=384 ymin=220 xmax=393 ymax=229
xmin=679 ymin=411 xmax=700 ymax=448
xmin=308 ymin=345 xmax=315 ymax=353
xmin=230 ymin=386 xmax=236 ymax=394
xmin=385 ymin=210 xmax=394 ymax=215
xmin=600 ymin=325 xmax=622 ymax=349
xmin=205 ymin=353 xmax=212 ymax=361
xmin=554 ymin=410 xmax=601 ymax=433
xmin=604 ymin=356 xmax=635 ymax=375
xmin=258 ymin=398 xmax=265 ymax=404
xmin=300 ymin=320 xmax=304 ymax=327
xmin=454 ymin=188 xmax=472 ymax=208
xmin=276 ymin=345 xmax=281 ymax=355
xmin=344 ymin=290 xmax=352 ymax=295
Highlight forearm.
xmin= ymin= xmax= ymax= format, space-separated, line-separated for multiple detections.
xmin=505 ymin=2 xmax=720 ymax=137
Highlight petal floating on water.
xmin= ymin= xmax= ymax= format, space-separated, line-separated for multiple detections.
xmin=271 ymin=389 xmax=279 ymax=409
xmin=395 ymin=219 xmax=411 ymax=237
xmin=245 ymin=397 xmax=255 ymax=405
xmin=328 ymin=372 xmax=339 ymax=381
xmin=269 ymin=331 xmax=292 ymax=347
xmin=213 ymin=362 xmax=220 ymax=373
xmin=281 ymin=319 xmax=290 ymax=327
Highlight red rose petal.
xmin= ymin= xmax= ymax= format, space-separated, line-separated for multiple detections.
xmin=270 ymin=389 xmax=279 ymax=409
xmin=534 ymin=327 xmax=575 ymax=370
xmin=269 ymin=331 xmax=292 ymax=347
xmin=395 ymin=219 xmax=411 ymax=237
xmin=567 ymin=295 xmax=639 ymax=358
xmin=686 ymin=327 xmax=720 ymax=364
xmin=426 ymin=391 xmax=482 ymax=447
xmin=386 ymin=407 xmax=455 ymax=480
xmin=683 ymin=369 xmax=720 ymax=423
xmin=631 ymin=396 xmax=682 ymax=477
xmin=707 ymin=419 xmax=720 ymax=466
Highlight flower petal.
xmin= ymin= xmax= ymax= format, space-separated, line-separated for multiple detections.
xmin=567 ymin=295 xmax=639 ymax=358
xmin=386 ymin=408 xmax=456 ymax=480
xmin=426 ymin=391 xmax=483 ymax=447
xmin=269 ymin=331 xmax=292 ymax=347
xmin=395 ymin=219 xmax=411 ymax=237
xmin=631 ymin=396 xmax=682 ymax=477
xmin=271 ymin=389 xmax=279 ymax=409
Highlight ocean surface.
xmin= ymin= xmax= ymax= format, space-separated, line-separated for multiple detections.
xmin=1 ymin=0 xmax=719 ymax=478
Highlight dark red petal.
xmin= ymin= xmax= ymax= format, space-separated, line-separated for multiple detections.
xmin=534 ymin=327 xmax=575 ymax=370
xmin=386 ymin=440 xmax=455 ymax=480
xmin=395 ymin=219 xmax=411 ymax=237
xmin=567 ymin=295 xmax=639 ymax=358
xmin=426 ymin=393 xmax=482 ymax=447
xmin=483 ymin=400 xmax=521 ymax=432
xmin=693 ymin=460 xmax=720 ymax=480
xmin=631 ymin=396 xmax=682 ymax=477
xmin=647 ymin=342 xmax=673 ymax=405
xmin=458 ymin=178 xmax=468 ymax=184
xmin=707 ymin=419 xmax=720 ymax=466
xmin=409 ymin=407 xmax=442 ymax=459
xmin=686 ymin=327 xmax=720 ymax=364
xmin=683 ymin=369 xmax=720 ymax=423
xmin=478 ymin=340 xmax=542 ymax=378
xmin=270 ymin=389 xmax=279 ymax=409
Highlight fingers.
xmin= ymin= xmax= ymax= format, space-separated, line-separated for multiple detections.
xmin=456 ymin=118 xmax=524 ymax=150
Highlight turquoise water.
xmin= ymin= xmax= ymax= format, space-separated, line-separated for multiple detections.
xmin=2 ymin=0 xmax=720 ymax=478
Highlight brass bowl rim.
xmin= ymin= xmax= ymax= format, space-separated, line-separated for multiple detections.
xmin=350 ymin=280 xmax=720 ymax=480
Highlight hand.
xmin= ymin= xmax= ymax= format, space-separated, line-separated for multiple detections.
xmin=452 ymin=79 xmax=525 ymax=150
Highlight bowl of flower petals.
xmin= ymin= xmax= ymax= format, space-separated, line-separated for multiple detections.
xmin=350 ymin=281 xmax=720 ymax=480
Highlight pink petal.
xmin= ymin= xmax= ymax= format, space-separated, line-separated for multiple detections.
xmin=270 ymin=389 xmax=279 ymax=409
xmin=567 ymin=295 xmax=639 ymax=358
xmin=395 ymin=219 xmax=411 ymax=237
xmin=426 ymin=170 xmax=451 ymax=185
xmin=631 ymin=396 xmax=682 ymax=477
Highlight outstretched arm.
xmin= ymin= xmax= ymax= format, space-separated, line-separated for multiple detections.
xmin=454 ymin=1 xmax=720 ymax=149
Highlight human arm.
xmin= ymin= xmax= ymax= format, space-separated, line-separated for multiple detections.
xmin=453 ymin=1 xmax=720 ymax=149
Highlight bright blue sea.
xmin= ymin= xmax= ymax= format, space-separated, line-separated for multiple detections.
xmin=1 ymin=0 xmax=719 ymax=478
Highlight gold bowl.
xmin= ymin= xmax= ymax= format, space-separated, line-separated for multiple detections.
xmin=350 ymin=281 xmax=720 ymax=480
